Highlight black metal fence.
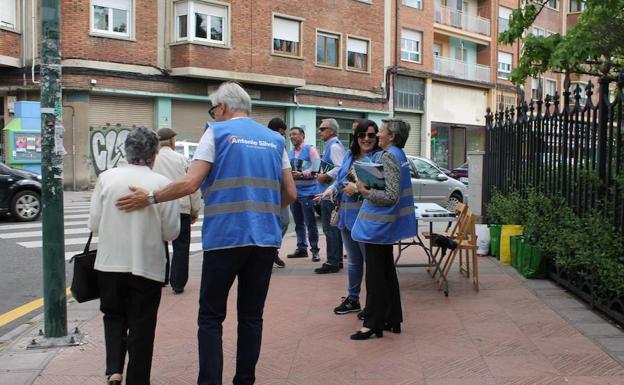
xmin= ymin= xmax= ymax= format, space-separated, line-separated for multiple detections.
xmin=484 ymin=73 xmax=624 ymax=230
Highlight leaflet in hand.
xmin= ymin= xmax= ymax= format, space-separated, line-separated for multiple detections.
xmin=318 ymin=159 xmax=334 ymax=174
xmin=353 ymin=161 xmax=385 ymax=190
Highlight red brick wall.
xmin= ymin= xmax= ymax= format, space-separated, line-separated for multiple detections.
xmin=170 ymin=0 xmax=385 ymax=93
xmin=61 ymin=0 xmax=157 ymax=66
xmin=0 ymin=30 xmax=21 ymax=59
xmin=395 ymin=0 xmax=435 ymax=73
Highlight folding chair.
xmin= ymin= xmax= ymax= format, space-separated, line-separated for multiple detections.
xmin=426 ymin=203 xmax=469 ymax=278
xmin=438 ymin=212 xmax=480 ymax=291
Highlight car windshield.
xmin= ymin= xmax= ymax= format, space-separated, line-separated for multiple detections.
xmin=411 ymin=158 xmax=441 ymax=179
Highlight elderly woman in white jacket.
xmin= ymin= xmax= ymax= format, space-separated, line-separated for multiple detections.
xmin=89 ymin=127 xmax=180 ymax=385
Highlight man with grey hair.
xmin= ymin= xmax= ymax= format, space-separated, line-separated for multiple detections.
xmin=153 ymin=127 xmax=202 ymax=294
xmin=89 ymin=126 xmax=180 ymax=385
xmin=314 ymin=118 xmax=346 ymax=274
xmin=116 ymin=82 xmax=297 ymax=385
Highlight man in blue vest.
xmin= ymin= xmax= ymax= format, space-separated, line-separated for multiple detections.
xmin=314 ymin=118 xmax=346 ymax=274
xmin=115 ymin=82 xmax=297 ymax=385
xmin=287 ymin=126 xmax=322 ymax=262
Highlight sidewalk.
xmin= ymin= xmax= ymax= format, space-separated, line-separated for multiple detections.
xmin=2 ymin=233 xmax=624 ymax=385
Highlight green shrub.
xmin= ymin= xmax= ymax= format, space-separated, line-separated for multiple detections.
xmin=486 ymin=190 xmax=526 ymax=224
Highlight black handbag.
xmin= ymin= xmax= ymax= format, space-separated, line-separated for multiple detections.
xmin=69 ymin=232 xmax=99 ymax=303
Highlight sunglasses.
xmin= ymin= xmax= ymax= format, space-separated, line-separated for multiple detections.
xmin=208 ymin=104 xmax=219 ymax=119
xmin=357 ymin=132 xmax=377 ymax=139
xmin=319 ymin=126 xmax=329 ymax=132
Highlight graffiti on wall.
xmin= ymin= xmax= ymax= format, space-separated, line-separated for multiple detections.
xmin=90 ymin=127 xmax=130 ymax=175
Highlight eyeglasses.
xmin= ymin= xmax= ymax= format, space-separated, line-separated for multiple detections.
xmin=357 ymin=132 xmax=377 ymax=139
xmin=208 ymin=105 xmax=219 ymax=119
xmin=319 ymin=126 xmax=328 ymax=132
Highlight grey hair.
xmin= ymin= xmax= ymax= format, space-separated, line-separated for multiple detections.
xmin=382 ymin=119 xmax=411 ymax=149
xmin=125 ymin=126 xmax=159 ymax=165
xmin=321 ymin=118 xmax=339 ymax=134
xmin=209 ymin=82 xmax=252 ymax=114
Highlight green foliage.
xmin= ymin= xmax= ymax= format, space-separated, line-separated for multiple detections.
xmin=485 ymin=190 xmax=525 ymax=224
xmin=499 ymin=0 xmax=624 ymax=84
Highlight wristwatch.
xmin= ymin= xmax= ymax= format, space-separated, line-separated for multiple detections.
xmin=147 ymin=191 xmax=157 ymax=205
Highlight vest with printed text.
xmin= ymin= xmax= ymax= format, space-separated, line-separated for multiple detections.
xmin=200 ymin=118 xmax=284 ymax=250
xmin=288 ymin=144 xmax=318 ymax=197
xmin=319 ymin=137 xmax=344 ymax=192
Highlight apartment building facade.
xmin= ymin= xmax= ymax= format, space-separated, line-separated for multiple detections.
xmin=0 ymin=0 xmax=388 ymax=189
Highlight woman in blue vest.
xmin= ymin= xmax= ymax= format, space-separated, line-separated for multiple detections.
xmin=317 ymin=120 xmax=380 ymax=316
xmin=350 ymin=119 xmax=417 ymax=340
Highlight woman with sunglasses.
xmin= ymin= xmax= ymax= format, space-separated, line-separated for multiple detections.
xmin=350 ymin=119 xmax=417 ymax=340
xmin=317 ymin=119 xmax=380 ymax=317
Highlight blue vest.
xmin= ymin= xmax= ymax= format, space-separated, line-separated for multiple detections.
xmin=352 ymin=145 xmax=417 ymax=244
xmin=319 ymin=137 xmax=345 ymax=192
xmin=289 ymin=144 xmax=318 ymax=197
xmin=200 ymin=118 xmax=284 ymax=250
xmin=335 ymin=152 xmax=371 ymax=231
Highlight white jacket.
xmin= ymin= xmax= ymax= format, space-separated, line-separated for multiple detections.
xmin=152 ymin=146 xmax=202 ymax=215
xmin=88 ymin=164 xmax=180 ymax=282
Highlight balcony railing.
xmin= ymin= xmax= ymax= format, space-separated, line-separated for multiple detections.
xmin=434 ymin=4 xmax=491 ymax=37
xmin=433 ymin=56 xmax=491 ymax=83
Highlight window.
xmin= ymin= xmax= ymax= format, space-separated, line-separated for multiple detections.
xmin=497 ymin=51 xmax=512 ymax=79
xmin=400 ymin=29 xmax=422 ymax=63
xmin=402 ymin=0 xmax=422 ymax=9
xmin=497 ymin=92 xmax=516 ymax=112
xmin=316 ymin=31 xmax=340 ymax=67
xmin=569 ymin=82 xmax=588 ymax=105
xmin=395 ymin=76 xmax=425 ymax=111
xmin=532 ymin=26 xmax=545 ymax=36
xmin=498 ymin=7 xmax=512 ymax=33
xmin=273 ymin=16 xmax=301 ymax=56
xmin=412 ymin=158 xmax=440 ymax=179
xmin=569 ymin=0 xmax=585 ymax=12
xmin=347 ymin=37 xmax=369 ymax=71
xmin=0 ymin=0 xmax=17 ymax=30
xmin=175 ymin=1 xmax=228 ymax=44
xmin=531 ymin=77 xmax=543 ymax=100
xmin=545 ymin=79 xmax=557 ymax=97
xmin=547 ymin=0 xmax=558 ymax=9
xmin=91 ymin=0 xmax=131 ymax=37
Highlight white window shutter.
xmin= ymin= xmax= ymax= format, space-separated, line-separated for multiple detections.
xmin=273 ymin=17 xmax=300 ymax=42
xmin=93 ymin=0 xmax=131 ymax=11
xmin=348 ymin=38 xmax=368 ymax=54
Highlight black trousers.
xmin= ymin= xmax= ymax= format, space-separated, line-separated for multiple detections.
xmin=170 ymin=213 xmax=192 ymax=290
xmin=98 ymin=271 xmax=162 ymax=385
xmin=362 ymin=243 xmax=403 ymax=330
xmin=197 ymin=246 xmax=275 ymax=385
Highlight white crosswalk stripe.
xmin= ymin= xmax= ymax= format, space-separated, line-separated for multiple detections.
xmin=1 ymin=202 xmax=206 ymax=261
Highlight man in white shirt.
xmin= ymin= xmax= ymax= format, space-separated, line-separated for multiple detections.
xmin=153 ymin=127 xmax=202 ymax=294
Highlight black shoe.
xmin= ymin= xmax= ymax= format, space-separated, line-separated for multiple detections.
xmin=334 ymin=297 xmax=361 ymax=314
xmin=274 ymin=256 xmax=286 ymax=268
xmin=314 ymin=263 xmax=340 ymax=274
xmin=357 ymin=308 xmax=369 ymax=320
xmin=287 ymin=249 xmax=308 ymax=258
xmin=311 ymin=251 xmax=321 ymax=262
xmin=172 ymin=288 xmax=184 ymax=294
xmin=350 ymin=329 xmax=383 ymax=340
xmin=383 ymin=323 xmax=401 ymax=334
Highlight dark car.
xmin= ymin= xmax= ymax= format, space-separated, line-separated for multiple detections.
xmin=449 ymin=162 xmax=469 ymax=185
xmin=0 ymin=162 xmax=42 ymax=221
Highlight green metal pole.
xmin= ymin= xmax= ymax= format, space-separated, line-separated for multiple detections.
xmin=40 ymin=0 xmax=67 ymax=338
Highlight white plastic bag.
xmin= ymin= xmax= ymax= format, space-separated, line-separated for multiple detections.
xmin=475 ymin=224 xmax=490 ymax=255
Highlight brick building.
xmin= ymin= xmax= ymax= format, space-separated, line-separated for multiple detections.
xmin=0 ymin=0 xmax=587 ymax=189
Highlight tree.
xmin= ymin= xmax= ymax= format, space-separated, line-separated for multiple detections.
xmin=499 ymin=0 xmax=624 ymax=84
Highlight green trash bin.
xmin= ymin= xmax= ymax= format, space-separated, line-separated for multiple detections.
xmin=489 ymin=225 xmax=502 ymax=259
xmin=517 ymin=238 xmax=530 ymax=274
xmin=523 ymin=244 xmax=546 ymax=279
xmin=510 ymin=235 xmax=523 ymax=268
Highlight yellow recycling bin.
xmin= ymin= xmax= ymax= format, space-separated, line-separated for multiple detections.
xmin=500 ymin=225 xmax=523 ymax=265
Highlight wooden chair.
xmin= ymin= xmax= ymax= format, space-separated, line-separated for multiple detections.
xmin=424 ymin=203 xmax=469 ymax=277
xmin=438 ymin=212 xmax=480 ymax=291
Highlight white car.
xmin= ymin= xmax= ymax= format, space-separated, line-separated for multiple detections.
xmin=175 ymin=141 xmax=198 ymax=161
xmin=407 ymin=156 xmax=468 ymax=210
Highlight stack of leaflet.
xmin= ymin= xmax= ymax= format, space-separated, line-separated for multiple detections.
xmin=353 ymin=161 xmax=385 ymax=190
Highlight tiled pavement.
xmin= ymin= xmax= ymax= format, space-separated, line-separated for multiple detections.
xmin=2 ymin=230 xmax=624 ymax=385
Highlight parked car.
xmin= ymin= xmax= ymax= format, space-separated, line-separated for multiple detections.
xmin=449 ymin=162 xmax=469 ymax=185
xmin=0 ymin=162 xmax=42 ymax=222
xmin=175 ymin=140 xmax=198 ymax=161
xmin=407 ymin=156 xmax=468 ymax=210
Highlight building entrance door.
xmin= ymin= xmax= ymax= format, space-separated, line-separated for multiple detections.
xmin=450 ymin=126 xmax=466 ymax=168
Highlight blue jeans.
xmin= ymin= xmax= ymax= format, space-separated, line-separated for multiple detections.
xmin=290 ymin=196 xmax=319 ymax=253
xmin=321 ymin=199 xmax=343 ymax=267
xmin=341 ymin=228 xmax=366 ymax=300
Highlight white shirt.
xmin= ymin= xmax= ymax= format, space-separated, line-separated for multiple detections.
xmin=88 ymin=164 xmax=180 ymax=282
xmin=325 ymin=137 xmax=346 ymax=180
xmin=194 ymin=123 xmax=291 ymax=169
xmin=152 ymin=146 xmax=202 ymax=215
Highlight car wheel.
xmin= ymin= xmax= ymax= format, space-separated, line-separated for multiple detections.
xmin=10 ymin=190 xmax=42 ymax=222
xmin=446 ymin=192 xmax=463 ymax=212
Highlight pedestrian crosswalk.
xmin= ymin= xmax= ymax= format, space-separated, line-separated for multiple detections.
xmin=0 ymin=201 xmax=206 ymax=261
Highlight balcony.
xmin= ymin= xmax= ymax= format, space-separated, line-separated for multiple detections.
xmin=433 ymin=56 xmax=491 ymax=83
xmin=434 ymin=4 xmax=491 ymax=37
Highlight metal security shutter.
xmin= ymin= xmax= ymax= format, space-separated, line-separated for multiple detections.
xmin=394 ymin=112 xmax=422 ymax=156
xmin=251 ymin=105 xmax=286 ymax=127
xmin=88 ymin=95 xmax=154 ymax=129
xmin=172 ymin=100 xmax=210 ymax=142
